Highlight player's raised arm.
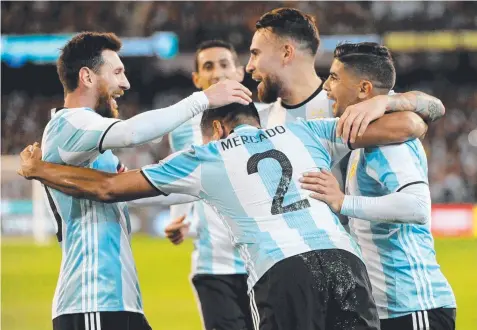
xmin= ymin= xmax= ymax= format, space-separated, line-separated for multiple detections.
xmin=100 ymin=80 xmax=252 ymax=151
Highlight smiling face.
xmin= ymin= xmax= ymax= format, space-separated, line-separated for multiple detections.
xmin=323 ymin=59 xmax=362 ymax=117
xmin=246 ymin=29 xmax=284 ymax=103
xmin=93 ymin=49 xmax=130 ymax=118
xmin=193 ymin=47 xmax=243 ymax=90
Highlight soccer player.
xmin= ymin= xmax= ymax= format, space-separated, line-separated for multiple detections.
xmin=166 ymin=40 xmax=254 ymax=330
xmin=19 ymin=102 xmax=428 ymax=330
xmin=245 ymin=7 xmax=445 ymax=221
xmin=38 ymin=31 xmax=251 ymax=330
xmin=299 ymin=42 xmax=457 ymax=330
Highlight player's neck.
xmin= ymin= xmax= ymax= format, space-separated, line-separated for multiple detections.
xmin=279 ymin=69 xmax=322 ymax=107
xmin=64 ymin=91 xmax=97 ymax=110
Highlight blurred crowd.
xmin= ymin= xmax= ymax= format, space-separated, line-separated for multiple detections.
xmin=1 ymin=1 xmax=476 ymax=203
xmin=2 ymin=1 xmax=477 ymax=50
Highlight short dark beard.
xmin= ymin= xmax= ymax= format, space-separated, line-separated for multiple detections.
xmin=95 ymin=81 xmax=118 ymax=118
xmin=258 ymin=75 xmax=280 ymax=103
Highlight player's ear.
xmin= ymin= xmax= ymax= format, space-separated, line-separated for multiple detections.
xmin=79 ymin=67 xmax=95 ymax=89
xmin=282 ymin=43 xmax=295 ymax=65
xmin=358 ymin=80 xmax=373 ymax=100
xmin=192 ymin=71 xmax=202 ymax=89
xmin=212 ymin=120 xmax=224 ymax=140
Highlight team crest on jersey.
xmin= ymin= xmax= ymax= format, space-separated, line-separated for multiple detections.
xmin=310 ymin=108 xmax=326 ymax=119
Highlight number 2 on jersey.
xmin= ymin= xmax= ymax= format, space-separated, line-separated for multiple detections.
xmin=247 ymin=149 xmax=311 ymax=215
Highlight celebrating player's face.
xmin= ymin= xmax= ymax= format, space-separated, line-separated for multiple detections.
xmin=323 ymin=60 xmax=361 ymax=117
xmin=95 ymin=50 xmax=130 ymax=118
xmin=193 ymin=47 xmax=244 ymax=90
xmin=246 ymin=30 xmax=283 ymax=103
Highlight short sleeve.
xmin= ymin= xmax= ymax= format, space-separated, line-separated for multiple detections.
xmin=46 ymin=109 xmax=120 ymax=165
xmin=140 ymin=147 xmax=203 ymax=197
xmin=304 ymin=118 xmax=351 ymax=167
xmin=363 ymin=140 xmax=428 ymax=193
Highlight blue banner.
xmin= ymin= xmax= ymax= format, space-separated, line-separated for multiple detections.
xmin=1 ymin=32 xmax=179 ymax=67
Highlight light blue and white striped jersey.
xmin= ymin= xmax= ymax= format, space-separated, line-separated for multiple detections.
xmin=168 ymin=93 xmax=333 ymax=275
xmin=144 ymin=118 xmax=361 ymax=290
xmin=169 ymin=112 xmax=247 ymax=275
xmin=41 ymin=107 xmax=142 ymax=318
xmin=345 ymin=140 xmax=456 ymax=318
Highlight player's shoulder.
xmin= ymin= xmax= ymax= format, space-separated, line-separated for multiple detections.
xmin=50 ymin=107 xmax=101 ymax=127
xmin=298 ymin=117 xmax=339 ymax=131
xmin=363 ymin=138 xmax=425 ymax=164
xmin=170 ymin=142 xmax=220 ymax=164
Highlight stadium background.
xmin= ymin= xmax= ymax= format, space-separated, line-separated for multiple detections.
xmin=1 ymin=1 xmax=476 ymax=329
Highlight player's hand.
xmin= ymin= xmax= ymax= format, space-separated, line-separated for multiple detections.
xmin=299 ymin=169 xmax=345 ymax=213
xmin=337 ymin=95 xmax=388 ymax=143
xmin=204 ymin=79 xmax=252 ymax=108
xmin=17 ymin=142 xmax=42 ymax=179
xmin=164 ymin=215 xmax=190 ymax=245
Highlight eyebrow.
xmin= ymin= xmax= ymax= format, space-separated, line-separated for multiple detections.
xmin=202 ymin=58 xmax=231 ymax=67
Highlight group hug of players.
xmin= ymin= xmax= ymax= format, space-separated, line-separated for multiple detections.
xmin=18 ymin=7 xmax=456 ymax=330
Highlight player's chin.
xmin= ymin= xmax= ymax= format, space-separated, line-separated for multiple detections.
xmin=111 ymin=107 xmax=119 ymax=119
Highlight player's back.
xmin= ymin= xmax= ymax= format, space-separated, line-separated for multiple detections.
xmin=42 ymin=108 xmax=142 ymax=317
xmin=346 ymin=139 xmax=456 ymax=318
xmin=196 ymin=119 xmax=361 ymax=288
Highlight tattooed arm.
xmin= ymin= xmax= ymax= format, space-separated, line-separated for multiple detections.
xmin=385 ymin=91 xmax=445 ymax=123
xmin=337 ymin=91 xmax=444 ymax=142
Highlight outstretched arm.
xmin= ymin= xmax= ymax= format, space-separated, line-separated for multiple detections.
xmin=18 ymin=144 xmax=160 ymax=203
xmin=128 ymin=194 xmax=199 ymax=207
xmin=101 ymin=80 xmax=252 ymax=151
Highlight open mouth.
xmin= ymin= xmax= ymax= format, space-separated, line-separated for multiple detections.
xmin=110 ymin=94 xmax=121 ymax=108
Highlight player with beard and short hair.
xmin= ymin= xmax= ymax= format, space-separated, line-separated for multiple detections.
xmin=39 ymin=31 xmax=252 ymax=330
xmin=246 ymin=8 xmax=446 ymax=233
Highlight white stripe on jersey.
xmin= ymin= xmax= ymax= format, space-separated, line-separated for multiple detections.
xmin=87 ymin=202 xmax=93 ymax=312
xmin=270 ymin=124 xmax=358 ymax=254
xmin=349 ymin=219 xmax=389 ymax=318
xmin=93 ymin=204 xmax=99 ymax=311
xmin=249 ymin=289 xmax=260 ymax=330
xmin=90 ymin=311 xmax=95 ymax=330
xmin=220 ymin=141 xmax=312 ymax=264
xmin=85 ymin=313 xmax=90 ymax=330
xmin=411 ymin=312 xmax=417 ymax=330
xmin=203 ymin=200 xmax=259 ymax=285
xmin=417 ymin=310 xmax=423 ymax=330
xmin=397 ymin=227 xmax=426 ymax=310
xmin=96 ymin=312 xmax=102 ymax=330
xmin=423 ymin=310 xmax=429 ymax=330
xmin=81 ymin=200 xmax=87 ymax=312
xmin=407 ymin=226 xmax=437 ymax=308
